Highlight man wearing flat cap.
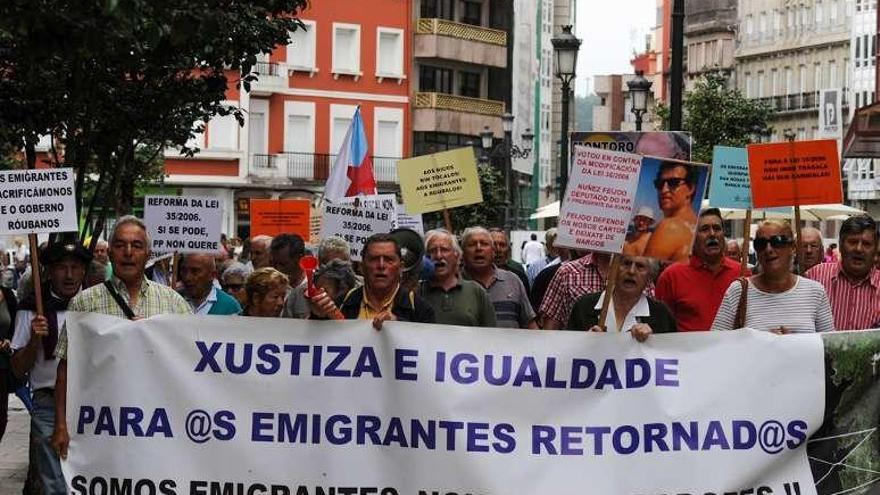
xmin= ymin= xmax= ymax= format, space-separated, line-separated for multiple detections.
xmin=11 ymin=241 xmax=91 ymax=494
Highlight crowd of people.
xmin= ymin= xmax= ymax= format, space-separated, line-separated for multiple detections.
xmin=0 ymin=208 xmax=878 ymax=493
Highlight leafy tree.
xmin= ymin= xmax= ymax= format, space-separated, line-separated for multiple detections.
xmin=655 ymin=71 xmax=775 ymax=163
xmin=0 ymin=0 xmax=307 ymax=243
xmin=425 ymin=161 xmax=508 ymax=232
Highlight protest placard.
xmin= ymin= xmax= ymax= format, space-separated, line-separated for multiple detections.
xmin=571 ymin=131 xmax=692 ymax=160
xmin=0 ymin=168 xmax=78 ymax=235
xmin=396 ymin=205 xmax=424 ymax=236
xmin=143 ymin=196 xmax=223 ymax=253
xmin=249 ymin=199 xmax=311 ymax=239
xmin=65 ymin=313 xmax=880 ymax=495
xmin=555 ymin=147 xmax=642 ymax=253
xmin=309 ymin=208 xmax=323 ymax=245
xmin=709 ymin=146 xmax=753 ymax=209
xmin=320 ymin=195 xmax=397 ymax=261
xmin=747 ymin=139 xmax=843 ymax=208
xmin=397 ymin=147 xmax=482 ymax=214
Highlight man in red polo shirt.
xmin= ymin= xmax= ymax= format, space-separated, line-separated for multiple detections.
xmin=806 ymin=215 xmax=880 ymax=330
xmin=655 ymin=208 xmax=748 ymax=331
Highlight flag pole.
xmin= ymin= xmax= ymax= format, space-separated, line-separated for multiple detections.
xmin=597 ymin=254 xmax=621 ymax=330
xmin=28 ymin=234 xmax=44 ymax=316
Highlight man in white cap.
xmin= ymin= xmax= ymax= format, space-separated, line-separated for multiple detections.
xmin=623 ymin=206 xmax=655 ymax=256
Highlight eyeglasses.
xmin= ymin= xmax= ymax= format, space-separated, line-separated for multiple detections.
xmin=653 ymin=178 xmax=688 ymax=190
xmin=753 ymin=235 xmax=793 ymax=251
xmin=224 ymin=283 xmax=244 ymax=291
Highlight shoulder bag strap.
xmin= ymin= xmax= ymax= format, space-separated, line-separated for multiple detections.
xmin=103 ymin=281 xmax=136 ymax=320
xmin=734 ymin=277 xmax=749 ymax=329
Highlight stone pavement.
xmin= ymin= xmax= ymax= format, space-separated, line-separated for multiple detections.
xmin=0 ymin=396 xmax=29 ymax=495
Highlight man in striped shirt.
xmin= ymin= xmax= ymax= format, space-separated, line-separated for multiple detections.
xmin=806 ymin=215 xmax=880 ymax=330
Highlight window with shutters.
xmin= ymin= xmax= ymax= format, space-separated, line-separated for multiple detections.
xmin=207 ymin=112 xmax=238 ymax=150
xmin=376 ymin=28 xmax=404 ymax=80
xmin=332 ymin=24 xmax=361 ymax=78
xmin=288 ymin=20 xmax=317 ymax=72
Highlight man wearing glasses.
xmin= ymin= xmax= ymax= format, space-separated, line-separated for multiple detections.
xmin=644 ymin=161 xmax=699 ymax=264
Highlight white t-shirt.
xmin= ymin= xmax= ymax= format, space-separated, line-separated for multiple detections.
xmin=11 ymin=309 xmax=66 ymax=390
xmin=521 ymin=241 xmax=545 ymax=266
xmin=710 ymin=276 xmax=834 ymax=333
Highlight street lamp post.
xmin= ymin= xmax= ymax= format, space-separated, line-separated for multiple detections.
xmin=627 ymin=71 xmax=653 ymax=131
xmin=551 ymin=25 xmax=581 ymax=200
xmin=480 ymin=123 xmax=535 ymax=229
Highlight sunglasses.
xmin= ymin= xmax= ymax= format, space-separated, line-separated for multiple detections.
xmin=753 ymin=235 xmax=792 ymax=251
xmin=653 ymin=178 xmax=688 ymax=190
xmin=224 ymin=283 xmax=245 ymax=290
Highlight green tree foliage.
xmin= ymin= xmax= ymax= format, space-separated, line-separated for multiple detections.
xmin=0 ymin=0 xmax=307 ymax=242
xmin=655 ymin=71 xmax=775 ymax=163
xmin=425 ymin=161 xmax=508 ymax=232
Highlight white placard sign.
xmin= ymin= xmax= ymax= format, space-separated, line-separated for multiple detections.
xmin=0 ymin=168 xmax=78 ymax=235
xmin=144 ymin=195 xmax=223 ymax=253
xmin=396 ymin=205 xmax=424 ymax=236
xmin=556 ymin=147 xmax=642 ymax=253
xmin=63 ymin=314 xmax=829 ymax=495
xmin=320 ymin=195 xmax=397 ymax=261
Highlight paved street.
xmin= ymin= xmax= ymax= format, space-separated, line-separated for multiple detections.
xmin=0 ymin=396 xmax=29 ymax=495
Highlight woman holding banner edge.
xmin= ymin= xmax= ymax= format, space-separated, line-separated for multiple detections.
xmin=711 ymin=220 xmax=834 ymax=333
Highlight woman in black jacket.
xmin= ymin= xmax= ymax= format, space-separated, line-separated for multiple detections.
xmin=0 ymin=285 xmax=19 ymax=442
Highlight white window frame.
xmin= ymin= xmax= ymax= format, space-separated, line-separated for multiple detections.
xmin=373 ymin=107 xmax=404 ymax=159
xmin=284 ymin=101 xmax=316 ymax=153
xmin=375 ymin=27 xmax=406 ymax=83
xmin=206 ymin=100 xmax=239 ymax=151
xmin=287 ymin=20 xmax=318 ymax=76
xmin=332 ymin=23 xmax=363 ymax=80
xmin=329 ymin=104 xmax=358 ymax=155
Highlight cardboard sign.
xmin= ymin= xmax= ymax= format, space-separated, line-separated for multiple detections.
xmin=556 ymin=147 xmax=642 ymax=253
xmin=320 ymin=195 xmax=397 ymax=261
xmin=630 ymin=157 xmax=710 ymax=263
xmin=144 ymin=196 xmax=223 ymax=253
xmin=397 ymin=147 xmax=483 ymax=214
xmin=396 ymin=205 xmax=424 ymax=236
xmin=0 ymin=168 xmax=78 ymax=235
xmin=309 ymin=208 xmax=323 ymax=245
xmin=250 ymin=199 xmax=311 ymax=239
xmin=709 ymin=146 xmax=753 ymax=209
xmin=571 ymin=131 xmax=692 ymax=160
xmin=747 ymin=140 xmax=843 ymax=208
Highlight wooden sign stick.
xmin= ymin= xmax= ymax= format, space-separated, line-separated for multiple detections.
xmin=597 ymin=254 xmax=621 ymax=331
xmin=741 ymin=209 xmax=753 ymax=276
xmin=794 ymin=205 xmax=804 ymax=275
xmin=170 ymin=252 xmax=180 ymax=287
xmin=441 ymin=208 xmax=453 ymax=233
xmin=28 ymin=234 xmax=44 ymax=316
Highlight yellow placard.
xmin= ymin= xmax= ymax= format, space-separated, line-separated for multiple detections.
xmin=397 ymin=147 xmax=483 ymax=214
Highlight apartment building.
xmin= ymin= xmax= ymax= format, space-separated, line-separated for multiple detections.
xmin=163 ymin=0 xmax=412 ymax=237
xmin=735 ymin=0 xmax=851 ymax=143
xmin=845 ymin=0 xmax=880 ymax=215
xmin=685 ymin=0 xmax=737 ymax=90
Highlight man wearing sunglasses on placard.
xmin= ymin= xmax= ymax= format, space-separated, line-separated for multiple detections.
xmin=805 ymin=215 xmax=880 ymax=330
xmin=644 ymin=161 xmax=699 ymax=264
xmin=711 ymin=220 xmax=833 ymax=333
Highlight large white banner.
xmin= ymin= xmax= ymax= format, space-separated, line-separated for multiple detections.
xmin=64 ymin=314 xmax=828 ymax=495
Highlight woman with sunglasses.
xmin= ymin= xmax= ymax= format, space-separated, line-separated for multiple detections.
xmin=221 ymin=262 xmax=252 ymax=308
xmin=711 ymin=220 xmax=834 ymax=333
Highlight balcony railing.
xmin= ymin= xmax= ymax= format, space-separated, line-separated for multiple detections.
xmin=415 ymin=18 xmax=507 ymax=46
xmin=414 ymin=92 xmax=505 ymax=116
xmin=253 ymin=62 xmax=281 ymax=76
xmin=248 ymin=153 xmax=399 ymax=184
xmin=754 ymin=88 xmax=849 ymax=113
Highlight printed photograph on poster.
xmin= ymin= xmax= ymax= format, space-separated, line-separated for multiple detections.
xmin=571 ymin=131 xmax=692 ymax=160
xmin=624 ymin=157 xmax=709 ymax=264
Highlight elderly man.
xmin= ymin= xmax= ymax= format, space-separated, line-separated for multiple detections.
xmin=248 ymin=235 xmax=273 ymax=270
xmin=51 ymin=215 xmax=191 ymax=459
xmin=644 ymin=161 xmax=699 ymax=263
xmin=420 ymin=229 xmax=496 ymax=327
xmin=178 ymin=253 xmax=241 ymax=315
xmin=489 ymin=228 xmax=530 ymax=291
xmin=806 ymin=215 xmax=880 ymax=330
xmin=800 ymin=227 xmax=824 ymax=273
xmin=11 ymin=242 xmax=91 ymax=494
xmin=309 ymin=233 xmax=434 ymax=327
xmin=655 ymin=208 xmax=748 ymax=331
xmin=725 ymin=240 xmax=742 ymax=263
xmin=539 ymin=251 xmax=610 ymax=330
xmin=271 ymin=234 xmax=309 ymax=319
xmin=463 ymin=227 xmax=536 ymax=329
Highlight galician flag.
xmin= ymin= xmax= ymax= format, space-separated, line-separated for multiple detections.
xmin=324 ymin=107 xmax=377 ymax=201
